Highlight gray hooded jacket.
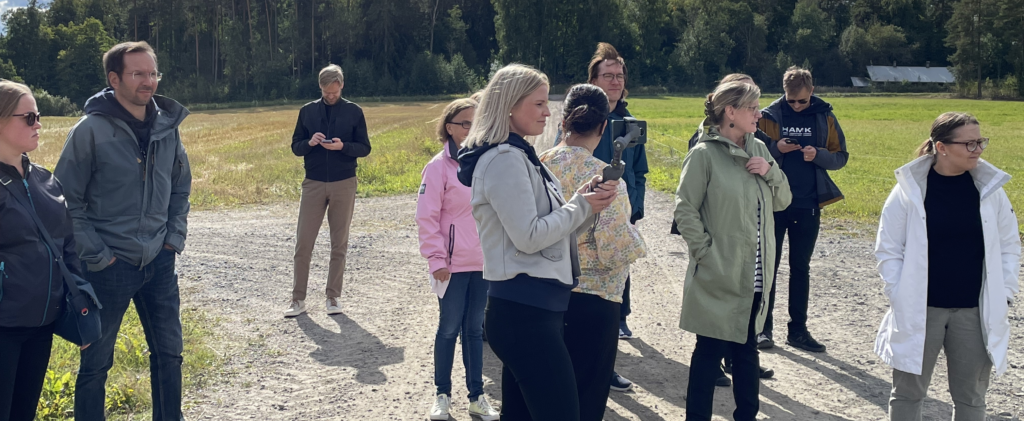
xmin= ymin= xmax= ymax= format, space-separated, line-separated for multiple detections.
xmin=55 ymin=91 xmax=191 ymax=272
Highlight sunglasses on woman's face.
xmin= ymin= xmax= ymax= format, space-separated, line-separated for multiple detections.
xmin=787 ymin=98 xmax=809 ymax=105
xmin=12 ymin=112 xmax=40 ymax=126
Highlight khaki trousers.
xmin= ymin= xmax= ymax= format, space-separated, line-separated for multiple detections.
xmin=293 ymin=177 xmax=357 ymax=301
xmin=889 ymin=307 xmax=993 ymax=421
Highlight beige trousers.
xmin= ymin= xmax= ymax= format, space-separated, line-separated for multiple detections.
xmin=889 ymin=306 xmax=993 ymax=421
xmin=292 ymin=177 xmax=357 ymax=301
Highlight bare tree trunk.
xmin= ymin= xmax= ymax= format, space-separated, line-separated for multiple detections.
xmin=265 ymin=0 xmax=273 ymax=60
xmin=246 ymin=0 xmax=254 ymax=44
xmin=311 ymin=0 xmax=315 ymax=76
xmin=429 ymin=0 xmax=441 ymax=54
xmin=133 ymin=0 xmax=138 ymax=40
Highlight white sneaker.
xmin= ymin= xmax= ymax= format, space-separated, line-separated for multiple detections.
xmin=283 ymin=300 xmax=306 ymax=317
xmin=468 ymin=395 xmax=500 ymax=420
xmin=428 ymin=394 xmax=451 ymax=420
xmin=326 ymin=297 xmax=343 ymax=315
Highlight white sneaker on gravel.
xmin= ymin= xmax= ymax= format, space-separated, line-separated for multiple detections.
xmin=428 ymin=394 xmax=451 ymax=420
xmin=283 ymin=300 xmax=306 ymax=318
xmin=326 ymin=297 xmax=343 ymax=315
xmin=468 ymin=395 xmax=499 ymax=420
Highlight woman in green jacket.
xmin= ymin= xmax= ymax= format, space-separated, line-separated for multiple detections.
xmin=673 ymin=81 xmax=792 ymax=421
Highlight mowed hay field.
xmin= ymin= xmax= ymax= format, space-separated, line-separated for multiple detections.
xmin=31 ymin=96 xmax=1024 ymax=228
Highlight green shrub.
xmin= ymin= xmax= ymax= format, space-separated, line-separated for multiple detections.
xmin=33 ymin=88 xmax=81 ymax=117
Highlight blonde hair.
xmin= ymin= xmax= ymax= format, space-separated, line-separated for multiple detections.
xmin=916 ymin=112 xmax=980 ymax=157
xmin=720 ymin=73 xmax=753 ymax=84
xmin=463 ymin=64 xmax=548 ymax=148
xmin=0 ymin=80 xmax=32 ymax=124
xmin=318 ymin=64 xmax=344 ymax=87
xmin=783 ymin=66 xmax=813 ymax=93
xmin=435 ymin=98 xmax=478 ymax=143
xmin=703 ymin=82 xmax=761 ymax=126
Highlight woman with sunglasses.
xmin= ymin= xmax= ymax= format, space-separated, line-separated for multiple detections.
xmin=417 ymin=97 xmax=500 ymax=421
xmin=0 ymin=82 xmax=95 ymax=420
xmin=875 ymin=112 xmax=1019 ymax=421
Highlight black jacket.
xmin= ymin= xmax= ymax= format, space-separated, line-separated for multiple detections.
xmin=291 ymin=98 xmax=372 ymax=182
xmin=0 ymin=155 xmax=85 ymax=327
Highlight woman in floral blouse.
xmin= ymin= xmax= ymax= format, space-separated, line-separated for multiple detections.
xmin=539 ymin=84 xmax=647 ymax=421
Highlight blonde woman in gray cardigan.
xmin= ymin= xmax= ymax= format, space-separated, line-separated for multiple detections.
xmin=456 ymin=64 xmax=618 ymax=421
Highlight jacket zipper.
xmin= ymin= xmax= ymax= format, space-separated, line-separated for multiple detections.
xmin=23 ymin=179 xmax=54 ymax=325
xmin=0 ymin=261 xmax=7 ymax=303
xmin=447 ymin=224 xmax=456 ymax=266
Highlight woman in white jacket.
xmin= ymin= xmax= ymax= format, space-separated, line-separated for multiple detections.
xmin=874 ymin=112 xmax=1020 ymax=421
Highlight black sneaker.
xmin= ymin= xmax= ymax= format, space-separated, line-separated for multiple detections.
xmin=723 ymin=362 xmax=774 ymax=379
xmin=756 ymin=333 xmax=774 ymax=349
xmin=715 ymin=374 xmax=732 ymax=387
xmin=787 ymin=332 xmax=827 ymax=353
xmin=610 ymin=372 xmax=633 ymax=392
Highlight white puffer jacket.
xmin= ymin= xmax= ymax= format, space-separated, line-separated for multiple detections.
xmin=874 ymin=156 xmax=1021 ymax=376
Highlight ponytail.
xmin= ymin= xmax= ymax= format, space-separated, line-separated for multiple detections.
xmin=916 ymin=138 xmax=935 ymax=157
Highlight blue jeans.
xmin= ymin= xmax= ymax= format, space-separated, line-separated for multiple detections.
xmin=434 ymin=271 xmax=487 ymax=400
xmin=75 ymin=249 xmax=183 ymax=421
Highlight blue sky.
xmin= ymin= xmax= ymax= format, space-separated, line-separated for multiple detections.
xmin=0 ymin=0 xmax=31 ymax=34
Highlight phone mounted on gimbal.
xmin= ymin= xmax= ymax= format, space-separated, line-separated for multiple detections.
xmin=601 ymin=117 xmax=647 ymax=183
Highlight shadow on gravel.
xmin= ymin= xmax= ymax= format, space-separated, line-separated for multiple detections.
xmin=610 ymin=339 xmax=856 ymax=420
xmin=772 ymin=347 xmax=959 ymax=418
xmin=295 ymin=313 xmax=405 ymax=385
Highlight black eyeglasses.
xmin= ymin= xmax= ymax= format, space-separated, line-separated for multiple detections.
xmin=11 ymin=112 xmax=40 ymax=126
xmin=787 ymin=98 xmax=809 ymax=105
xmin=447 ymin=121 xmax=472 ymax=130
xmin=946 ymin=138 xmax=989 ymax=152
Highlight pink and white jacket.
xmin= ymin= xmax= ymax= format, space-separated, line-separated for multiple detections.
xmin=416 ymin=141 xmax=484 ymax=296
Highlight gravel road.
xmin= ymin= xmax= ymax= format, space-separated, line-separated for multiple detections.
xmin=177 ymin=190 xmax=1024 ymax=420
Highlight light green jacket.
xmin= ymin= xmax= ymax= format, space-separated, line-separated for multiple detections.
xmin=673 ymin=121 xmax=792 ymax=343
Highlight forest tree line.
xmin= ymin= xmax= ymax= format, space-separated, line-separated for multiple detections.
xmin=1 ymin=0 xmax=1022 ymax=112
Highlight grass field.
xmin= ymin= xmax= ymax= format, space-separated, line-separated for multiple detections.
xmin=629 ymin=96 xmax=1024 ymax=227
xmin=32 ymin=96 xmax=1024 ymax=230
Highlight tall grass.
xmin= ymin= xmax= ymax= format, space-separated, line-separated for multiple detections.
xmin=37 ymin=303 xmax=218 ymax=419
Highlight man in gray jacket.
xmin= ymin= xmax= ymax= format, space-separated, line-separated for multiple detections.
xmin=55 ymin=41 xmax=191 ymax=421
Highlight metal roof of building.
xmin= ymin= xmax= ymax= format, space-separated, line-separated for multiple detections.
xmin=866 ymin=66 xmax=955 ymax=83
xmin=851 ymin=77 xmax=871 ymax=87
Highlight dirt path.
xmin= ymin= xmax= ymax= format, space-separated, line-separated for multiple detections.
xmin=178 ymin=190 xmax=1024 ymax=420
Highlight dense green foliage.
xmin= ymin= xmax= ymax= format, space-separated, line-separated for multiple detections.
xmin=2 ymin=0 xmax=1023 ymax=108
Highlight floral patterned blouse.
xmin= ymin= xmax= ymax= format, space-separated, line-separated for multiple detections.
xmin=539 ymin=145 xmax=647 ymax=303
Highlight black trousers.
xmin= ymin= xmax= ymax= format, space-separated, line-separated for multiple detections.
xmin=686 ymin=292 xmax=762 ymax=421
xmin=619 ymin=275 xmax=631 ymax=321
xmin=564 ymin=292 xmax=620 ymax=421
xmin=766 ymin=207 xmax=821 ymax=336
xmin=0 ymin=323 xmax=55 ymax=421
xmin=486 ymin=297 xmax=579 ymax=421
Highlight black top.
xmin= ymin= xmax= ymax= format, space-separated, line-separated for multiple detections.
xmin=0 ymin=155 xmax=83 ymax=327
xmin=925 ymin=167 xmax=984 ymax=308
xmin=778 ymin=101 xmax=819 ymax=209
xmin=290 ymin=98 xmax=372 ymax=182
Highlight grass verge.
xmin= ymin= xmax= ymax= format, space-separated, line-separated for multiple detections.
xmin=37 ymin=299 xmax=218 ymax=420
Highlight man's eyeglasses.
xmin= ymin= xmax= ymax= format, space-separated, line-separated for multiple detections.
xmin=447 ymin=121 xmax=472 ymax=130
xmin=600 ymin=73 xmax=626 ymax=82
xmin=130 ymin=71 xmax=163 ymax=82
xmin=11 ymin=112 xmax=40 ymax=126
xmin=946 ymin=138 xmax=989 ymax=152
xmin=787 ymin=98 xmax=809 ymax=105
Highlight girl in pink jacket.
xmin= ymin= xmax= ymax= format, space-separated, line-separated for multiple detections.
xmin=416 ymin=98 xmax=498 ymax=421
